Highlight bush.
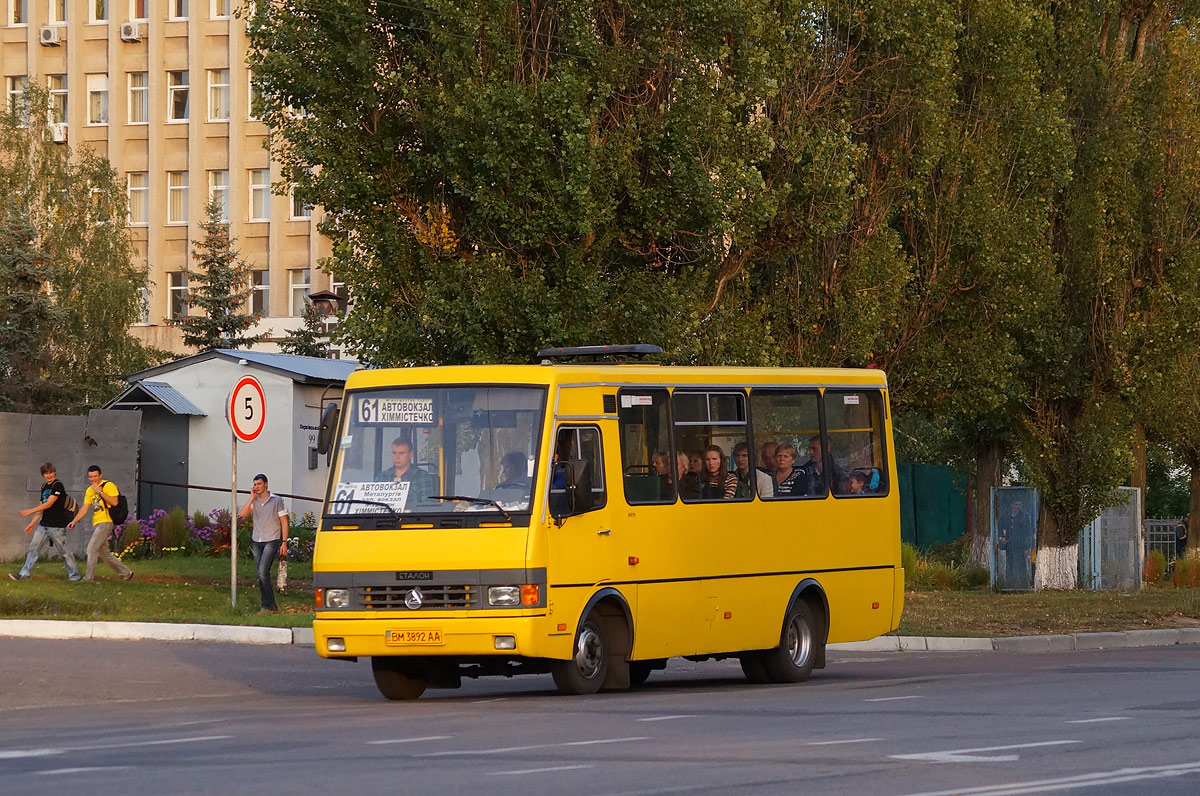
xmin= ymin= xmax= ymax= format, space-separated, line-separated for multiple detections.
xmin=1170 ymin=557 xmax=1200 ymax=588
xmin=154 ymin=507 xmax=191 ymax=554
xmin=1145 ymin=549 xmax=1167 ymax=583
xmin=926 ymin=562 xmax=960 ymax=590
xmin=901 ymin=542 xmax=919 ymax=577
xmin=963 ymin=566 xmax=990 ymax=590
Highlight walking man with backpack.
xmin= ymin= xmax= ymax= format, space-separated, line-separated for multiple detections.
xmin=10 ymin=463 xmax=82 ymax=581
xmin=67 ymin=465 xmax=133 ymax=582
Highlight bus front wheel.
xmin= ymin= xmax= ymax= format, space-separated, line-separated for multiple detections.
xmin=763 ymin=601 xmax=819 ymax=683
xmin=371 ymin=657 xmax=428 ymax=700
xmin=551 ymin=616 xmax=609 ymax=695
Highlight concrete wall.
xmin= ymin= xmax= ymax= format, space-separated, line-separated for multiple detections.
xmin=1 ymin=410 xmax=142 ymax=563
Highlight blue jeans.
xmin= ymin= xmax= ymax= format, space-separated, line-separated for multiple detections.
xmin=20 ymin=524 xmax=81 ymax=580
xmin=251 ymin=539 xmax=281 ymax=610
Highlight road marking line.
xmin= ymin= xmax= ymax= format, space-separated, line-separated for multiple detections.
xmin=865 ymin=695 xmax=923 ymax=702
xmin=490 ymin=765 xmax=593 ymax=776
xmin=367 ymin=735 xmax=452 ymax=745
xmin=896 ymin=760 xmax=1200 ymax=796
xmin=808 ymin=738 xmax=883 ymax=746
xmin=1 ymin=735 xmax=232 ymax=760
xmin=417 ymin=736 xmax=650 ymax=757
xmin=1064 ymin=717 xmax=1130 ymax=724
xmin=0 ymin=749 xmax=62 ymax=760
xmin=891 ymin=740 xmax=1080 ymax=763
xmin=472 ymin=698 xmax=509 ymax=703
xmin=635 ymin=715 xmax=695 ymax=722
xmin=37 ymin=767 xmax=133 ymax=776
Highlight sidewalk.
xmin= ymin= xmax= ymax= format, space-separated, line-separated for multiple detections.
xmin=1 ymin=619 xmax=1199 ymax=652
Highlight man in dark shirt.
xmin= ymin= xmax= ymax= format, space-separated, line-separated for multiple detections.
xmin=796 ymin=436 xmax=844 ymax=496
xmin=10 ymin=463 xmax=81 ymax=581
xmin=377 ymin=438 xmax=439 ymax=508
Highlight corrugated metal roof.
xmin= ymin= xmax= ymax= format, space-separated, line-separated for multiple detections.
xmin=215 ymin=350 xmax=360 ymax=383
xmin=104 ymin=380 xmax=207 ymax=415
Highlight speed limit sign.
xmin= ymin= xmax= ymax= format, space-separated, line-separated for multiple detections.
xmin=228 ymin=375 xmax=267 ymax=442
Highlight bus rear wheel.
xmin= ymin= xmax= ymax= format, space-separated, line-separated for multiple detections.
xmin=371 ymin=657 xmax=428 ymax=700
xmin=739 ymin=652 xmax=770 ymax=684
xmin=763 ymin=601 xmax=819 ymax=683
xmin=551 ymin=616 xmax=609 ymax=695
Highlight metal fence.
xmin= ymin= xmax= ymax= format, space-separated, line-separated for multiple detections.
xmin=1146 ymin=518 xmax=1182 ymax=564
xmin=1080 ymin=487 xmax=1142 ymax=590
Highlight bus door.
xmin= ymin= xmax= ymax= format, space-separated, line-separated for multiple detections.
xmin=546 ymin=424 xmax=621 ymax=604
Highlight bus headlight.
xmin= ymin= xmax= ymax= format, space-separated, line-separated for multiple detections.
xmin=488 ymin=586 xmax=520 ymax=606
xmin=325 ymin=588 xmax=351 ymax=609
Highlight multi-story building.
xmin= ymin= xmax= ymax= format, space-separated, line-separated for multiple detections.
xmin=1 ymin=0 xmax=337 ymax=354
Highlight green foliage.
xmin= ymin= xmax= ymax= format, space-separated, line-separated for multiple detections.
xmin=1170 ymin=557 xmax=1200 ymax=588
xmin=278 ymin=301 xmax=332 ymax=358
xmin=963 ymin=567 xmax=991 ymax=590
xmin=0 ymin=85 xmax=164 ymax=411
xmin=901 ymin=542 xmax=920 ymax=577
xmin=155 ymin=507 xmax=192 ymax=553
xmin=1146 ymin=446 xmax=1191 ymax=518
xmin=175 ymin=197 xmax=264 ymax=350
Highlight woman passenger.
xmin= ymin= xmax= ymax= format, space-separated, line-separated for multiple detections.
xmin=772 ymin=444 xmax=801 ymax=497
xmin=677 ymin=451 xmax=700 ymax=500
xmin=699 ymin=445 xmax=738 ymax=500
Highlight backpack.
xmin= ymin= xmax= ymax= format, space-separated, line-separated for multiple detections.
xmin=62 ymin=493 xmax=77 ymax=514
xmin=101 ymin=481 xmax=130 ymax=525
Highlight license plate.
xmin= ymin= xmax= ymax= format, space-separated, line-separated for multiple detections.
xmin=385 ymin=629 xmax=444 ymax=646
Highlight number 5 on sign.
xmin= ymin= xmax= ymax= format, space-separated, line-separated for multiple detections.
xmin=228 ymin=376 xmax=267 ymax=442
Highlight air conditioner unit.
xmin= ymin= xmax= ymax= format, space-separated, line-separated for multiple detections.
xmin=120 ymin=22 xmax=142 ymax=42
xmin=49 ymin=123 xmax=67 ymax=143
xmin=39 ymin=26 xmax=62 ymax=46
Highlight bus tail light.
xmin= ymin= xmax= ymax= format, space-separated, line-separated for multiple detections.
xmin=521 ymin=585 xmax=539 ymax=605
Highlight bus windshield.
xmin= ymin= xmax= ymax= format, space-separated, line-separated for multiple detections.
xmin=328 ymin=385 xmax=546 ymax=517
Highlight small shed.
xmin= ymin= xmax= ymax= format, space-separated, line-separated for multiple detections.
xmin=105 ymin=350 xmax=359 ymax=519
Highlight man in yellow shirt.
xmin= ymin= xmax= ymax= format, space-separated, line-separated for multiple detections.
xmin=68 ymin=465 xmax=133 ymax=582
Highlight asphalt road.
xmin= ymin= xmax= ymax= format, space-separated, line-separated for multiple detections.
xmin=2 ymin=638 xmax=1199 ymax=795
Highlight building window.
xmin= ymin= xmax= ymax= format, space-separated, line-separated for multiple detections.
xmin=130 ymin=0 xmax=147 ymax=21
xmin=207 ymin=68 xmax=229 ymax=121
xmin=89 ymin=0 xmax=108 ymax=22
xmin=252 ymin=269 xmax=269 ymax=316
xmin=127 ymin=172 xmax=148 ymax=225
xmin=87 ymin=75 xmax=108 ymax=125
xmin=289 ymin=268 xmax=310 ymax=316
xmin=208 ymin=170 xmax=229 ymax=221
xmin=6 ymin=75 xmax=26 ymax=114
xmin=211 ymin=0 xmax=229 ymax=17
xmin=249 ymin=168 xmax=270 ymax=221
xmin=247 ymin=71 xmax=260 ymax=120
xmin=167 ymin=71 xmax=189 ymax=122
xmin=170 ymin=0 xmax=188 ymax=19
xmin=48 ymin=0 xmax=65 ymax=24
xmin=9 ymin=0 xmax=27 ymax=25
xmin=168 ymin=272 xmax=189 ymax=320
xmin=128 ymin=72 xmax=148 ymax=124
xmin=168 ymin=171 xmax=189 ymax=224
xmin=47 ymin=75 xmax=67 ymax=124
xmin=290 ymin=185 xmax=312 ymax=219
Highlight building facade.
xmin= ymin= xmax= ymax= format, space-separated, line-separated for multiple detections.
xmin=1 ymin=0 xmax=335 ymax=354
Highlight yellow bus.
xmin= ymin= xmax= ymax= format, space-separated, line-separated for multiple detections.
xmin=312 ymin=345 xmax=903 ymax=699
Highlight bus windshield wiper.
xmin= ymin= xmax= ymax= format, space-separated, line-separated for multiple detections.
xmin=326 ymin=499 xmax=399 ymax=520
xmin=430 ymin=495 xmax=511 ymax=522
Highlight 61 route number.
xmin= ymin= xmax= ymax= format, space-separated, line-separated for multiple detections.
xmin=228 ymin=376 xmax=266 ymax=442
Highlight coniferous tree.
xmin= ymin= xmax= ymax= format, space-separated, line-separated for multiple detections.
xmin=175 ymin=196 xmax=264 ymax=350
xmin=0 ymin=210 xmax=69 ymax=411
xmin=278 ymin=300 xmax=332 ymax=358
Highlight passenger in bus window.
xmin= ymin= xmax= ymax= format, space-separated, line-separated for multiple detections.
xmin=732 ymin=443 xmax=755 ymax=499
xmin=798 ymin=435 xmax=844 ymax=497
xmin=497 ymin=451 xmax=531 ymax=489
xmin=759 ymin=440 xmax=778 ymax=474
xmin=651 ymin=451 xmax=671 ymax=477
xmin=845 ymin=471 xmax=867 ymax=495
xmin=699 ymin=446 xmax=738 ymax=500
xmin=652 ymin=451 xmax=675 ymax=500
xmin=772 ymin=444 xmax=802 ymax=497
xmin=688 ymin=451 xmax=703 ymax=476
xmin=677 ymin=452 xmax=700 ymax=500
xmin=377 ymin=438 xmax=439 ymax=506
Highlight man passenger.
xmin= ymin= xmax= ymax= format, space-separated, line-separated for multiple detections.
xmin=378 ymin=437 xmax=439 ymax=506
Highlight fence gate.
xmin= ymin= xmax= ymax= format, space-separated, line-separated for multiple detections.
xmin=991 ymin=486 xmax=1038 ymax=591
xmin=1079 ymin=486 xmax=1143 ymax=590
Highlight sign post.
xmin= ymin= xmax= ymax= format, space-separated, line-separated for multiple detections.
xmin=227 ymin=375 xmax=266 ymax=607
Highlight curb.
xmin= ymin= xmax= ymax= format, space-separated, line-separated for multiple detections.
xmin=2 ymin=620 xmax=1199 ymax=652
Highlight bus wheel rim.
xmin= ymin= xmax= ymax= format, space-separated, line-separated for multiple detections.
xmin=575 ymin=625 xmax=604 ymax=679
xmin=787 ymin=616 xmax=812 ymax=667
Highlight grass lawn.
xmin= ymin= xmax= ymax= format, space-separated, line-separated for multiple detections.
xmin=5 ymin=556 xmax=1200 ymax=637
xmin=1 ymin=555 xmax=314 ymax=627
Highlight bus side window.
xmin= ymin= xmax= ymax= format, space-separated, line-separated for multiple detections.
xmin=749 ymin=389 xmax=823 ymax=500
xmin=824 ymin=390 xmax=889 ymax=497
xmin=617 ymin=389 xmax=675 ymax=505
xmin=551 ymin=425 xmax=607 ymax=514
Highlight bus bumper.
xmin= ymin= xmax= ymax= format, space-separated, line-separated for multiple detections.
xmin=313 ymin=614 xmax=566 ymax=660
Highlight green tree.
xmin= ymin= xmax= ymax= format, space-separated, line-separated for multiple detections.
xmin=0 ymin=85 xmax=161 ymax=411
xmin=0 ymin=212 xmax=69 ymax=411
xmin=175 ymin=196 xmax=264 ymax=350
xmin=278 ymin=300 xmax=332 ymax=358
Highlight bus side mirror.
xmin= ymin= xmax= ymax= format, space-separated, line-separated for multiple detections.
xmin=317 ymin=402 xmax=339 ymax=455
xmin=550 ymin=459 xmax=593 ymax=523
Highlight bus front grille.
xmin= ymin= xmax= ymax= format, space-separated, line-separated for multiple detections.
xmin=358 ymin=584 xmax=477 ymax=610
